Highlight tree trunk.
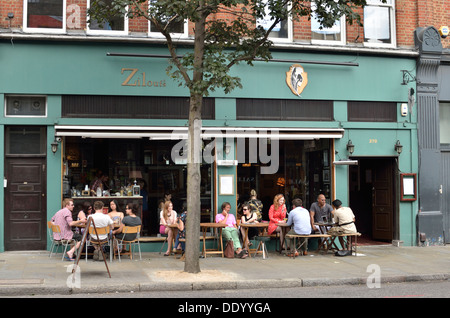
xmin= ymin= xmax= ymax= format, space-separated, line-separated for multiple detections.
xmin=184 ymin=8 xmax=206 ymax=273
xmin=184 ymin=94 xmax=202 ymax=273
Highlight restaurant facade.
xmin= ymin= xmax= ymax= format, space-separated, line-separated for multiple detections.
xmin=0 ymin=0 xmax=429 ymax=252
xmin=0 ymin=38 xmax=419 ymax=251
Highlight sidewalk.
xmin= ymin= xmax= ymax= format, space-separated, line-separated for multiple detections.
xmin=0 ymin=245 xmax=449 ymax=296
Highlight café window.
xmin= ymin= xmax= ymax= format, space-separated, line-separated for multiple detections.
xmin=237 ymin=139 xmax=332 ymax=220
xmin=23 ymin=0 xmax=66 ymax=33
xmin=5 ymin=96 xmax=47 ymax=117
xmin=256 ymin=0 xmax=292 ymax=42
xmin=311 ymin=1 xmax=346 ymax=45
xmin=63 ymin=137 xmax=213 ymax=235
xmin=363 ymin=0 xmax=396 ymax=48
xmin=87 ymin=0 xmax=128 ymax=35
xmin=148 ymin=0 xmax=187 ymax=37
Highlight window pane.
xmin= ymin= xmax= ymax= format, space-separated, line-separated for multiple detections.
xmin=311 ymin=2 xmax=342 ymax=42
xmin=6 ymin=127 xmax=45 ymax=155
xmin=89 ymin=0 xmax=124 ymax=31
xmin=440 ymin=103 xmax=450 ymax=144
xmin=27 ymin=0 xmax=63 ymax=29
xmin=6 ymin=96 xmax=46 ymax=117
xmin=150 ymin=19 xmax=184 ymax=34
xmin=256 ymin=2 xmax=289 ymax=39
xmin=364 ymin=6 xmax=391 ymax=44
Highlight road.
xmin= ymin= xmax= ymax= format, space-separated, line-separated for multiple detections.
xmin=12 ymin=279 xmax=450 ymax=299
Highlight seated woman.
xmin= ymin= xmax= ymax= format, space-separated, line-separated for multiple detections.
xmin=239 ymin=204 xmax=259 ymax=249
xmin=159 ymin=200 xmax=178 ymax=256
xmin=112 ymin=202 xmax=142 ymax=252
xmin=216 ymin=202 xmax=247 ymax=259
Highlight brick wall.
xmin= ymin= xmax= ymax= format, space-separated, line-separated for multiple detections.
xmin=0 ymin=0 xmax=448 ymax=48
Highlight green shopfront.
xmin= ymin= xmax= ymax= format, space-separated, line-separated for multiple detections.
xmin=0 ymin=39 xmax=419 ymax=251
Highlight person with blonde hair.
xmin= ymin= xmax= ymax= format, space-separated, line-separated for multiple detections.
xmin=159 ymin=200 xmax=178 ymax=256
xmin=268 ymin=194 xmax=287 ymax=249
xmin=247 ymin=189 xmax=263 ymax=222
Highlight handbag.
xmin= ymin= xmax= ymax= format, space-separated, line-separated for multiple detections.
xmin=224 ymin=240 xmax=234 ymax=258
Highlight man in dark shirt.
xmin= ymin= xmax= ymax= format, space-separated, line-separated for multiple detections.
xmin=309 ymin=194 xmax=333 ymax=232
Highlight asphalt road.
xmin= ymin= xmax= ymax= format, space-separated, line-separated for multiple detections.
xmin=11 ymin=279 xmax=450 ymax=299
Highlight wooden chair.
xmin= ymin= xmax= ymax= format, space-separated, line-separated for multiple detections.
xmin=49 ymin=223 xmax=75 ymax=260
xmin=114 ymin=226 xmax=142 ymax=261
xmin=86 ymin=225 xmax=112 ymax=263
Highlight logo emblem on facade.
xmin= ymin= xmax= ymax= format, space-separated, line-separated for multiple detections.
xmin=286 ymin=64 xmax=308 ymax=96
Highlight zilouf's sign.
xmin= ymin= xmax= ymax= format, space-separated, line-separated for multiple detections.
xmin=171 ymin=120 xmax=279 ymax=174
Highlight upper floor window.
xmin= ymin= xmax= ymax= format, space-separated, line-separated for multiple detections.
xmin=87 ymin=0 xmax=128 ymax=35
xmin=364 ymin=0 xmax=396 ymax=48
xmin=256 ymin=0 xmax=292 ymax=42
xmin=311 ymin=1 xmax=346 ymax=45
xmin=23 ymin=0 xmax=66 ymax=33
xmin=5 ymin=95 xmax=47 ymax=117
xmin=148 ymin=0 xmax=188 ymax=37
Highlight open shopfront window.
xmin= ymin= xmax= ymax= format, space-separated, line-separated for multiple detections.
xmin=63 ymin=137 xmax=213 ymax=236
xmin=237 ymin=139 xmax=332 ymax=220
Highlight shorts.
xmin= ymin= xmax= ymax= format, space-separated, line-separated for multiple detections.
xmin=159 ymin=225 xmax=167 ymax=235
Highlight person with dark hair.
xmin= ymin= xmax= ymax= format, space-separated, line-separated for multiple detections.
xmin=216 ymin=202 xmax=247 ymax=258
xmin=174 ymin=202 xmax=187 ymax=259
xmin=113 ymin=202 xmax=142 ymax=252
xmin=330 ymin=199 xmax=357 ymax=234
xmin=284 ymin=198 xmax=311 ymax=256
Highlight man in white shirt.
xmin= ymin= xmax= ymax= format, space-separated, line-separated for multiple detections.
xmin=88 ymin=201 xmax=113 ymax=260
xmin=285 ymin=198 xmax=312 ymax=256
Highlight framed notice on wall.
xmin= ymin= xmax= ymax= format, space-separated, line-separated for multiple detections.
xmin=219 ymin=175 xmax=234 ymax=195
xmin=400 ymin=173 xmax=417 ymax=201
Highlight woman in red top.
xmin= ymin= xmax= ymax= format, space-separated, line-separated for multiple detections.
xmin=268 ymin=194 xmax=287 ymax=249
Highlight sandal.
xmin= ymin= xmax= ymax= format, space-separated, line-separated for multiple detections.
xmin=164 ymin=252 xmax=170 ymax=256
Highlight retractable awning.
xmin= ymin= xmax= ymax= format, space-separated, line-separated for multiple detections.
xmin=54 ymin=125 xmax=344 ymax=140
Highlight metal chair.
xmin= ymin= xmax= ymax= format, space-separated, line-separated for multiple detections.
xmin=86 ymin=225 xmax=112 ymax=263
xmin=114 ymin=225 xmax=142 ymax=261
xmin=49 ymin=223 xmax=75 ymax=261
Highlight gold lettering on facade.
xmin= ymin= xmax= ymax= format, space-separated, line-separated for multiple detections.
xmin=121 ymin=68 xmax=166 ymax=88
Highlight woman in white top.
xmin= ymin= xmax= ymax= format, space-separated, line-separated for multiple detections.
xmin=159 ymin=200 xmax=178 ymax=256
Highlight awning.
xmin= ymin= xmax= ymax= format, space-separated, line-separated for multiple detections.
xmin=54 ymin=125 xmax=344 ymax=140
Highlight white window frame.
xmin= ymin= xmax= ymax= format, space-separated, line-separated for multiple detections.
xmin=23 ymin=0 xmax=66 ymax=34
xmin=5 ymin=95 xmax=47 ymax=118
xmin=86 ymin=0 xmax=129 ymax=36
xmin=363 ymin=0 xmax=396 ymax=48
xmin=147 ymin=2 xmax=188 ymax=38
xmin=311 ymin=1 xmax=346 ymax=46
xmin=257 ymin=1 xmax=293 ymax=43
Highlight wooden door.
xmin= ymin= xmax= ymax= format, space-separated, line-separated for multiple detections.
xmin=371 ymin=159 xmax=395 ymax=241
xmin=5 ymin=157 xmax=47 ymax=250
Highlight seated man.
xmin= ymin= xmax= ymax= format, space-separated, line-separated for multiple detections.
xmin=330 ymin=199 xmax=357 ymax=248
xmin=89 ymin=200 xmax=114 ymax=261
xmin=216 ymin=202 xmax=247 ymax=259
xmin=51 ymin=198 xmax=87 ymax=260
xmin=285 ymin=198 xmax=312 ymax=256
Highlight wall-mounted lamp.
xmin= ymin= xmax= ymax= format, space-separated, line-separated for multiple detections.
xmin=346 ymin=140 xmax=355 ymax=155
xmin=51 ymin=137 xmax=61 ymax=154
xmin=395 ymin=140 xmax=403 ymax=155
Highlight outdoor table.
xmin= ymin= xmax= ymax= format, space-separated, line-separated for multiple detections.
xmin=314 ymin=222 xmax=341 ymax=252
xmin=200 ymin=222 xmax=227 ymax=258
xmin=276 ymin=222 xmax=291 ymax=254
xmin=240 ymin=222 xmax=269 ymax=258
